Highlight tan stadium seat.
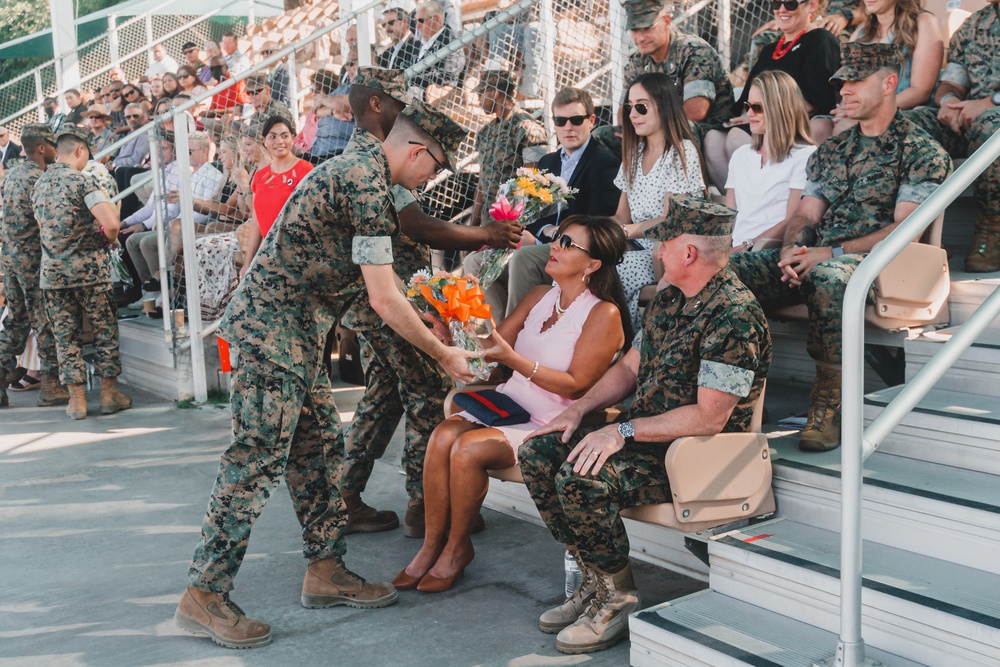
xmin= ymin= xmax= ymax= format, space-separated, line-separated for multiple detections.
xmin=444 ymin=381 xmax=774 ymax=534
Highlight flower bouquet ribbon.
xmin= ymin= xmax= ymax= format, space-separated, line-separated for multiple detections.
xmin=406 ymin=271 xmax=497 ymax=381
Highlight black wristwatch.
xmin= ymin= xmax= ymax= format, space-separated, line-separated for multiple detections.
xmin=617 ymin=421 xmax=635 ymax=446
xmin=832 ymin=245 xmax=845 ymax=258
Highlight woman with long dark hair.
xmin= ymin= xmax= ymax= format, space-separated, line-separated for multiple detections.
xmin=395 ymin=215 xmax=631 ymax=593
xmin=612 ymin=72 xmax=708 ymax=328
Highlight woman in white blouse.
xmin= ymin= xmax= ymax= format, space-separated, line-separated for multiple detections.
xmin=725 ymin=70 xmax=817 ymax=251
xmin=613 ymin=72 xmax=708 ymax=327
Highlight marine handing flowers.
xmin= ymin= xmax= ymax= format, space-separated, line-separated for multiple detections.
xmin=477 ymin=168 xmax=576 ymax=291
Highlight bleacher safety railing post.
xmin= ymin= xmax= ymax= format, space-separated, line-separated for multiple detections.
xmin=836 ymin=127 xmax=1000 ymax=667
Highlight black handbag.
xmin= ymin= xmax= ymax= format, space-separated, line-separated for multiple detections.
xmin=453 ymin=389 xmax=531 ymax=427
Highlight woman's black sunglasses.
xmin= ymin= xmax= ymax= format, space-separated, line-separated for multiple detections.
xmin=555 ymin=233 xmax=590 ymax=255
xmin=771 ymin=0 xmax=802 ymax=9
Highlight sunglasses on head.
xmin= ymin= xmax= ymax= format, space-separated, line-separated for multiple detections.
xmin=553 ymin=115 xmax=589 ymax=127
xmin=623 ymin=102 xmax=649 ymax=116
xmin=743 ymin=102 xmax=765 ymax=115
xmin=770 ymin=0 xmax=802 ymax=9
xmin=554 ymin=233 xmax=590 ymax=255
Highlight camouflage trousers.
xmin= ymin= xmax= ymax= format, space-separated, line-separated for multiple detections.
xmin=42 ymin=285 xmax=121 ymax=385
xmin=519 ymin=426 xmax=671 ymax=574
xmin=905 ymin=106 xmax=1000 ymax=217
xmin=0 ymin=263 xmax=57 ymax=375
xmin=341 ymin=327 xmax=451 ymax=501
xmin=730 ymin=249 xmax=864 ymax=366
xmin=189 ymin=353 xmax=348 ymax=593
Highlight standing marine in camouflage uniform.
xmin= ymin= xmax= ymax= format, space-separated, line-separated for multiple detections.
xmin=32 ymin=125 xmax=132 ymax=420
xmin=905 ymin=0 xmax=1000 ymax=272
xmin=337 ymin=68 xmax=519 ymax=538
xmin=176 ymin=100 xmax=480 ymax=650
xmin=729 ymin=43 xmax=951 ymax=451
xmin=0 ymin=124 xmax=68 ymax=408
xmin=593 ymin=0 xmax=735 ymax=155
xmin=469 ymin=69 xmax=548 ymax=227
xmin=520 ymin=196 xmax=770 ymax=654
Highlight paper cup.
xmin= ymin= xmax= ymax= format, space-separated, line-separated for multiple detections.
xmin=171 ymin=308 xmax=185 ymax=329
xmin=142 ymin=297 xmax=156 ymax=315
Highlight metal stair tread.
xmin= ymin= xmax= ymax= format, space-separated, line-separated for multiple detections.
xmin=715 ymin=519 xmax=1000 ymax=629
xmin=865 ymin=385 xmax=1000 ymax=426
xmin=768 ymin=435 xmax=1000 ymax=515
xmin=632 ymin=589 xmax=926 ymax=667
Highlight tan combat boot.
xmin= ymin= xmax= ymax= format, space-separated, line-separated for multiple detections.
xmin=174 ymin=585 xmax=272 ymax=649
xmin=99 ymin=376 xmax=132 ymax=415
xmin=965 ymin=213 xmax=1000 ymax=273
xmin=0 ymin=368 xmax=8 ymax=408
xmin=343 ymin=490 xmax=399 ymax=534
xmin=301 ymin=557 xmax=397 ymax=609
xmin=555 ymin=562 xmax=641 ymax=654
xmin=67 ymin=384 xmax=87 ymax=420
xmin=539 ymin=549 xmax=597 ymax=634
xmin=799 ymin=361 xmax=842 ymax=452
xmin=403 ymin=498 xmax=425 ymax=538
xmin=37 ymin=374 xmax=70 ymax=407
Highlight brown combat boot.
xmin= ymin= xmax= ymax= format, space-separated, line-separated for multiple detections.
xmin=174 ymin=585 xmax=272 ymax=649
xmin=539 ymin=549 xmax=597 ymax=634
xmin=799 ymin=362 xmax=842 ymax=452
xmin=555 ymin=562 xmax=641 ymax=654
xmin=301 ymin=557 xmax=397 ymax=609
xmin=343 ymin=490 xmax=399 ymax=534
xmin=37 ymin=374 xmax=70 ymax=407
xmin=965 ymin=213 xmax=1000 ymax=273
xmin=0 ymin=368 xmax=7 ymax=408
xmin=67 ymin=384 xmax=87 ymax=420
xmin=99 ymin=376 xmax=132 ymax=415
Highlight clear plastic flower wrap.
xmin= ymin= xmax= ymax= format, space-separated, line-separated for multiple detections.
xmin=405 ymin=270 xmax=496 ymax=381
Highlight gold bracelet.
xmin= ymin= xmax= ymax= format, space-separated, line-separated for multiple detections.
xmin=620 ymin=224 xmax=629 ymax=238
xmin=527 ymin=361 xmax=540 ymax=382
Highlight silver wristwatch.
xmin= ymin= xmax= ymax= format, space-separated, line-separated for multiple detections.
xmin=617 ymin=421 xmax=635 ymax=446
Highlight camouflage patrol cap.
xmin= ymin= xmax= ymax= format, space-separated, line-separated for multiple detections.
xmin=21 ymin=123 xmax=56 ymax=146
xmin=830 ymin=42 xmax=901 ymax=83
xmin=244 ymin=71 xmax=270 ymax=94
xmin=57 ymin=124 xmax=94 ymax=152
xmin=352 ymin=66 xmax=413 ymax=105
xmin=623 ymin=0 xmax=671 ymax=31
xmin=400 ymin=100 xmax=468 ymax=171
xmin=644 ymin=194 xmax=736 ymax=241
xmin=475 ymin=69 xmax=517 ymax=96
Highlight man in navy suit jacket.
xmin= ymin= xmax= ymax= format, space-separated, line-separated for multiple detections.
xmin=485 ymin=87 xmax=622 ymax=319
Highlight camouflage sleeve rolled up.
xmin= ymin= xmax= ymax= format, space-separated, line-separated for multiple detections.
xmin=347 ymin=165 xmax=395 ymax=266
xmin=697 ymin=318 xmax=760 ymax=398
xmin=939 ymin=6 xmax=999 ymax=101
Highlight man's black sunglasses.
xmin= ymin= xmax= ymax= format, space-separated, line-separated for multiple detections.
xmin=553 ymin=115 xmax=589 ymax=127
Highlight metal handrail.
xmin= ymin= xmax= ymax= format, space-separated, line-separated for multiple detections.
xmin=836 ymin=127 xmax=1000 ymax=667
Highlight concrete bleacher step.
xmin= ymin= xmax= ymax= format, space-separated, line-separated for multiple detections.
xmin=630 ymin=589 xmax=924 ymax=667
xmin=945 ymin=271 xmax=1000 ymax=330
xmin=705 ymin=519 xmax=1000 ymax=667
xmin=118 ymin=318 xmax=225 ymax=401
xmin=865 ymin=385 xmax=1000 ymax=475
xmin=483 ymin=478 xmax=710 ymax=581
xmin=905 ymin=327 xmax=1000 ymax=397
xmin=769 ymin=438 xmax=1000 ymax=574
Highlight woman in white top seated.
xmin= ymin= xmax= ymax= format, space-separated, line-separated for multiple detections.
xmin=725 ymin=70 xmax=817 ymax=252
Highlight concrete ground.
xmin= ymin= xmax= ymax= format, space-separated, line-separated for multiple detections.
xmin=0 ymin=380 xmax=710 ymax=667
